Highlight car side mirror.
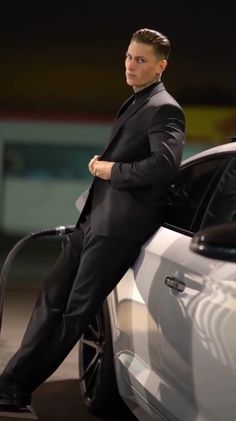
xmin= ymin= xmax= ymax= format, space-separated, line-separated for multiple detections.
xmin=190 ymin=223 xmax=236 ymax=262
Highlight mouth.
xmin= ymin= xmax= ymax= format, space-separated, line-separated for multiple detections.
xmin=126 ymin=73 xmax=136 ymax=79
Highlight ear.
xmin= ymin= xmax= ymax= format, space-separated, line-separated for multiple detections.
xmin=159 ymin=59 xmax=167 ymax=73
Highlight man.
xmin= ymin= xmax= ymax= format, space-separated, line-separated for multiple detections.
xmin=0 ymin=28 xmax=185 ymax=411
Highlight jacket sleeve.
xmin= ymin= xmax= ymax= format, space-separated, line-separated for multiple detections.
xmin=111 ymin=104 xmax=185 ymax=189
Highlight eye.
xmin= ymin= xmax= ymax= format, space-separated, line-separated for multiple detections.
xmin=136 ymin=58 xmax=146 ymax=63
xmin=125 ymin=53 xmax=132 ymax=61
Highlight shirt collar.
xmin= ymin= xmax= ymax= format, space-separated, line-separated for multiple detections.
xmin=133 ymin=81 xmax=161 ymax=100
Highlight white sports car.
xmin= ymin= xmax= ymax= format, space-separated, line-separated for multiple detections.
xmin=78 ymin=141 xmax=236 ymax=421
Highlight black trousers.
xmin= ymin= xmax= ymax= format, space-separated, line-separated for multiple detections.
xmin=1 ymin=216 xmax=143 ymax=393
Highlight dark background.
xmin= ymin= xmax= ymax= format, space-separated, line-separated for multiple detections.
xmin=0 ymin=2 xmax=235 ymax=117
xmin=0 ymin=7 xmax=235 ymax=418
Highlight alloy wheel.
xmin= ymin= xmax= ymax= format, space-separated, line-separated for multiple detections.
xmin=79 ymin=310 xmax=105 ymax=403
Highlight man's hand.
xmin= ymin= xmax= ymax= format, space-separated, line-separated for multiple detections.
xmin=93 ymin=160 xmax=115 ymax=180
xmin=88 ymin=155 xmax=100 ymax=175
xmin=88 ymin=155 xmax=115 ymax=180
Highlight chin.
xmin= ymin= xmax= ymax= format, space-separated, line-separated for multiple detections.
xmin=126 ymin=78 xmax=135 ymax=86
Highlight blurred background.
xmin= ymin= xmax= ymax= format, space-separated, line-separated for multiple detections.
xmin=0 ymin=2 xmax=235 ymax=282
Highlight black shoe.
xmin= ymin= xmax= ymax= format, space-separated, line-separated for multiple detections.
xmin=0 ymin=395 xmax=31 ymax=412
xmin=0 ymin=386 xmax=31 ymax=412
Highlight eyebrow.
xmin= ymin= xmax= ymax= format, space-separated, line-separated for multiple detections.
xmin=126 ymin=52 xmax=148 ymax=60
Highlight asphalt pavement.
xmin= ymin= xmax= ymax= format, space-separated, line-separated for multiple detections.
xmin=0 ymin=284 xmax=136 ymax=421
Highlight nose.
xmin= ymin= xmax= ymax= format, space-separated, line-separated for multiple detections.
xmin=126 ymin=58 xmax=136 ymax=71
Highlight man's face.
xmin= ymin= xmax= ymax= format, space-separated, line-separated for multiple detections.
xmin=125 ymin=41 xmax=167 ymax=89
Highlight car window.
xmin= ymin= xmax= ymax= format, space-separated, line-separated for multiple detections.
xmin=165 ymin=158 xmax=226 ymax=234
xmin=200 ymin=157 xmax=236 ymax=229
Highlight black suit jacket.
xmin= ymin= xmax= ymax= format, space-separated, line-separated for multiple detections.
xmin=77 ymin=82 xmax=185 ymax=241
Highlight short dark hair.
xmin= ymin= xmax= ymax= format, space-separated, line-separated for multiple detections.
xmin=131 ymin=28 xmax=170 ymax=60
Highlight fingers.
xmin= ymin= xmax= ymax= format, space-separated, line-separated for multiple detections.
xmin=93 ymin=161 xmax=115 ymax=180
xmin=88 ymin=157 xmax=114 ymax=180
xmin=93 ymin=160 xmax=100 ymax=176
xmin=93 ymin=155 xmax=100 ymax=161
xmin=88 ymin=155 xmax=98 ymax=168
xmin=88 ymin=155 xmax=100 ymax=175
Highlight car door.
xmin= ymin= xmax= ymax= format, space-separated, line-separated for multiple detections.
xmin=113 ymin=155 xmax=236 ymax=421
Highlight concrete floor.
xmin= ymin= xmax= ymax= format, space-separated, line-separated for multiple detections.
xmin=0 ymin=284 xmax=136 ymax=421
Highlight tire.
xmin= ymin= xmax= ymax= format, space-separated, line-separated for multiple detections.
xmin=78 ymin=300 xmax=121 ymax=416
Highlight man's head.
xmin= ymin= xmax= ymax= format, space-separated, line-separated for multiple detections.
xmin=125 ymin=28 xmax=170 ymax=91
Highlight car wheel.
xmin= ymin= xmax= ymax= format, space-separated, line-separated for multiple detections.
xmin=78 ymin=300 xmax=120 ymax=416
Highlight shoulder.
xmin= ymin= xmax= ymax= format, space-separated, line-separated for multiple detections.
xmin=150 ymin=88 xmax=183 ymax=110
xmin=145 ymin=95 xmax=185 ymax=132
xmin=147 ymin=86 xmax=185 ymax=121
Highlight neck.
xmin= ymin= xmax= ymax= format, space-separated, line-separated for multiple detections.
xmin=133 ymin=77 xmax=161 ymax=93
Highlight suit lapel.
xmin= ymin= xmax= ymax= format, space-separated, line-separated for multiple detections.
xmin=101 ymin=82 xmax=166 ymax=157
xmin=114 ymin=95 xmax=135 ymax=119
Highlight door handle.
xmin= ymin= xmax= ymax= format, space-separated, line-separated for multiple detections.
xmin=165 ymin=276 xmax=185 ymax=292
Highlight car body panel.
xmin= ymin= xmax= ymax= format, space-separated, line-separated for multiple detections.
xmin=109 ymin=227 xmax=236 ymax=420
xmin=182 ymin=141 xmax=236 ymax=167
xmin=107 ymin=143 xmax=236 ymax=421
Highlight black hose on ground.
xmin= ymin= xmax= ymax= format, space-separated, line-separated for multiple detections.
xmin=0 ymin=225 xmax=75 ymax=333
